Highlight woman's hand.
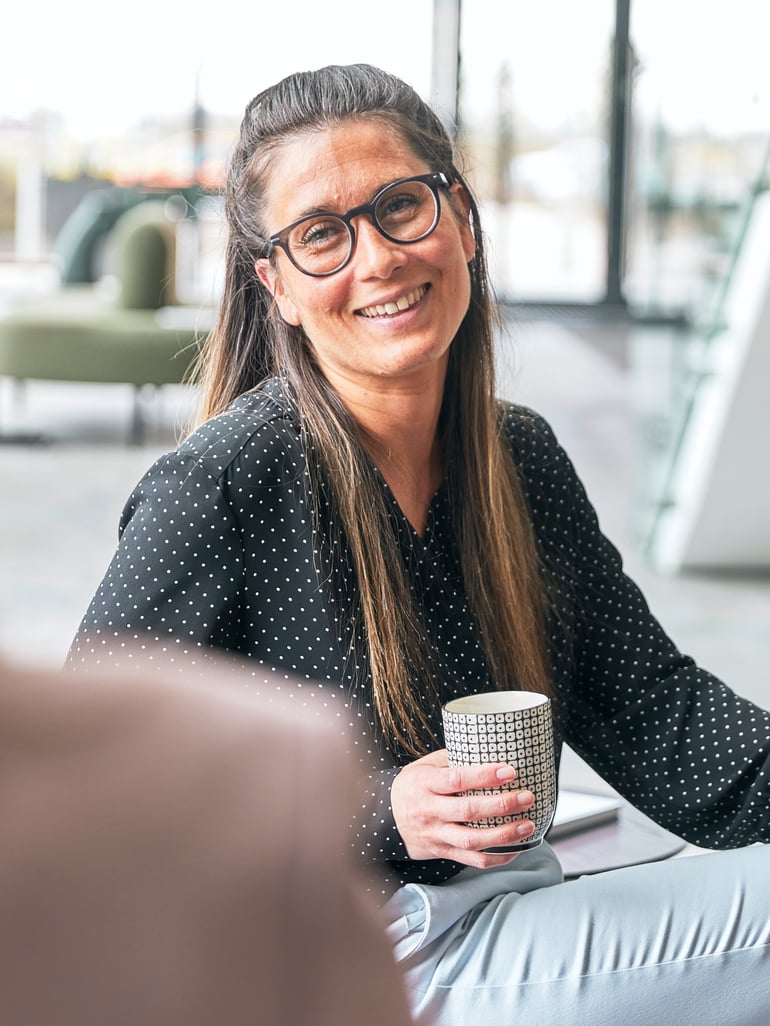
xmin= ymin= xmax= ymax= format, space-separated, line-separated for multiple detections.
xmin=390 ymin=749 xmax=536 ymax=867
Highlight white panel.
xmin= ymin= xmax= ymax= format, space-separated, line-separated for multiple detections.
xmin=650 ymin=193 xmax=770 ymax=570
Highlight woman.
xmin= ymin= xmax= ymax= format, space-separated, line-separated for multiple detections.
xmin=69 ymin=64 xmax=770 ymax=1024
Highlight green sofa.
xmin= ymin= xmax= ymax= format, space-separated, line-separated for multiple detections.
xmin=0 ymin=199 xmax=214 ymax=443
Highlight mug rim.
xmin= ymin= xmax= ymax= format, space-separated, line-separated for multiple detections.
xmin=443 ymin=690 xmax=550 ymax=716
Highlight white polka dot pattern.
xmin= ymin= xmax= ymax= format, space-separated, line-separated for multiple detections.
xmin=68 ymin=378 xmax=770 ymax=898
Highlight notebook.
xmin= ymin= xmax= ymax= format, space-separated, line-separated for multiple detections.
xmin=547 ymin=788 xmax=624 ymax=840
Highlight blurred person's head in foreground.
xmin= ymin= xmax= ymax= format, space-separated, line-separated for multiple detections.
xmin=0 ymin=649 xmax=412 ymax=1026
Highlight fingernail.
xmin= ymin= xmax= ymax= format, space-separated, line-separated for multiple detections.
xmin=495 ymin=765 xmax=517 ymax=782
xmin=517 ymin=822 xmax=534 ymax=837
xmin=518 ymin=790 xmax=535 ymax=807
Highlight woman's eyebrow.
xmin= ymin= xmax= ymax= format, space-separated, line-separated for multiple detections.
xmin=291 ymin=202 xmax=341 ymax=220
xmin=289 ymin=176 xmax=413 ymax=222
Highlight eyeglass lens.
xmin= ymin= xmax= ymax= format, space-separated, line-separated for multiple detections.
xmin=287 ymin=179 xmax=439 ymax=275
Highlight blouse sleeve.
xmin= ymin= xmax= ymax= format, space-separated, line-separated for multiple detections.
xmin=515 ymin=409 xmax=770 ymax=850
xmin=66 ymin=436 xmax=417 ymax=887
xmin=67 ymin=450 xmax=244 ymax=668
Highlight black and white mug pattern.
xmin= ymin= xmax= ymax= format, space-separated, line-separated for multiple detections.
xmin=442 ymin=692 xmax=556 ymax=852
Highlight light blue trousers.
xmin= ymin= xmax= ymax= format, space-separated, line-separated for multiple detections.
xmin=384 ymin=842 xmax=770 ymax=1026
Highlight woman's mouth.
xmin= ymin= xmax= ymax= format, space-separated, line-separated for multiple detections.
xmin=357 ymin=285 xmax=428 ymax=319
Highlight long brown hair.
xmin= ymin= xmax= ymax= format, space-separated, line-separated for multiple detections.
xmin=189 ymin=64 xmax=551 ymax=756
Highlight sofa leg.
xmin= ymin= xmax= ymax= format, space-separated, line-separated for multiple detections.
xmin=0 ymin=377 xmax=48 ymax=445
xmin=129 ymin=386 xmax=146 ymax=446
xmin=11 ymin=378 xmax=27 ymax=415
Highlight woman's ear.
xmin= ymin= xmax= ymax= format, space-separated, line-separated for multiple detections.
xmin=449 ymin=184 xmax=476 ymax=263
xmin=255 ymin=259 xmax=302 ymax=327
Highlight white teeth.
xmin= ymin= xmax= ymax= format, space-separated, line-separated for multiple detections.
xmin=360 ymin=286 xmax=426 ymax=319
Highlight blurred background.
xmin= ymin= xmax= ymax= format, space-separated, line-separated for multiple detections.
xmin=1 ymin=0 xmax=768 ymax=741
xmin=5 ymin=1 xmax=767 ymax=311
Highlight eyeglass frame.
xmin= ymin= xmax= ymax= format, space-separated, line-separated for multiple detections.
xmin=259 ymin=171 xmax=452 ymax=277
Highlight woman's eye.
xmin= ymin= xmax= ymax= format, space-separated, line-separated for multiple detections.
xmin=296 ymin=218 xmax=346 ymax=250
xmin=378 ymin=191 xmax=421 ymax=222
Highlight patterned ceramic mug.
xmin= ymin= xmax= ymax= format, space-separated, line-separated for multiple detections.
xmin=442 ymin=690 xmax=556 ymax=853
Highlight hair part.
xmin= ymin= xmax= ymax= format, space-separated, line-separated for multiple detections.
xmin=188 ymin=64 xmax=551 ymax=757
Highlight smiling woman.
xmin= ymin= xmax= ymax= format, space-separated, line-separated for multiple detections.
xmin=66 ymin=64 xmax=770 ymax=1026
xmin=177 ymin=64 xmax=548 ymax=744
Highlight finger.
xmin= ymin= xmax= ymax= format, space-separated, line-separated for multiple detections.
xmin=436 ymin=762 xmax=518 ymax=796
xmin=435 ymin=819 xmax=537 ymax=867
xmin=446 ymin=787 xmax=535 ymax=825
xmin=438 ymin=848 xmax=520 ymax=870
xmin=419 ymin=749 xmax=450 ymax=768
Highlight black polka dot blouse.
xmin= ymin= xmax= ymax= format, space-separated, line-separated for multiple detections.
xmin=68 ymin=377 xmax=770 ymax=898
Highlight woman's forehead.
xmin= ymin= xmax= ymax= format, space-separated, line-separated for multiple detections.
xmin=263 ymin=120 xmax=428 ymax=217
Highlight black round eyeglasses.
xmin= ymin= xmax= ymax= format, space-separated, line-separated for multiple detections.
xmin=260 ymin=172 xmax=451 ymax=277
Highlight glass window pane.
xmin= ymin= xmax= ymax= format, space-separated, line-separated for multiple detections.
xmin=626 ymin=0 xmax=770 ymax=316
xmin=1 ymin=0 xmax=434 ymax=264
xmin=458 ymin=1 xmax=615 ymax=302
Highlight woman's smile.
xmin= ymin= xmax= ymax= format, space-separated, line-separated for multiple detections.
xmin=357 ymin=284 xmax=429 ymax=320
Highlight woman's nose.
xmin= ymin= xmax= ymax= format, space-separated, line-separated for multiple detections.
xmin=351 ymin=217 xmax=408 ymax=277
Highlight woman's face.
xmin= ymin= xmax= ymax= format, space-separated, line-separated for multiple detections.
xmin=255 ymin=119 xmax=475 ymax=395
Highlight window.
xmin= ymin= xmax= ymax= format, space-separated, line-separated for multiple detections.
xmin=457 ymin=1 xmax=615 ymax=302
